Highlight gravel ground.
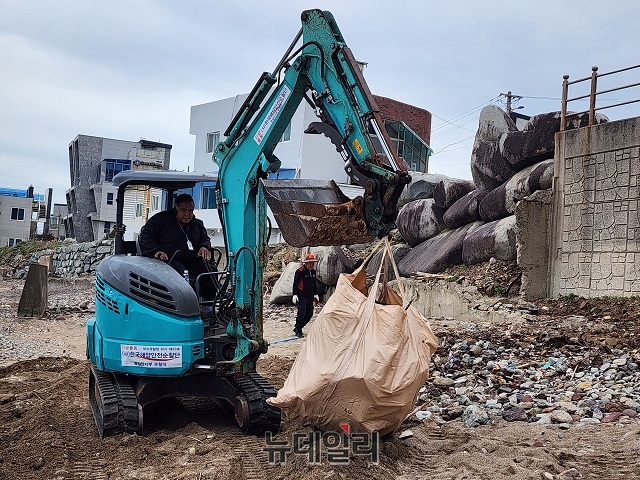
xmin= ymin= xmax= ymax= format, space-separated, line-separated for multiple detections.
xmin=1 ymin=272 xmax=640 ymax=479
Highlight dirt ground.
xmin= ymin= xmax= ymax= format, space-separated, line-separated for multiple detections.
xmin=1 ymin=273 xmax=639 ymax=480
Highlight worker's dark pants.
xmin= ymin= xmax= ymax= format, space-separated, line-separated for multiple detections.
xmin=295 ymin=297 xmax=314 ymax=333
xmin=171 ymin=254 xmax=217 ymax=301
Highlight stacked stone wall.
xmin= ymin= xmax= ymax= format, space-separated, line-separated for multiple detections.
xmin=25 ymin=239 xmax=114 ymax=278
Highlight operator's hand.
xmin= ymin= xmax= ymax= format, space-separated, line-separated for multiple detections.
xmin=292 ymin=295 xmax=299 ymax=305
xmin=154 ymin=251 xmax=169 ymax=261
xmin=198 ymin=247 xmax=211 ymax=261
xmin=314 ymin=294 xmax=320 ymax=305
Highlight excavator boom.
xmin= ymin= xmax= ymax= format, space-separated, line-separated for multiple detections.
xmin=215 ymin=9 xmax=409 ymax=254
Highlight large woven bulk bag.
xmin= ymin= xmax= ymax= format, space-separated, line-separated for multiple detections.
xmin=268 ymin=239 xmax=438 ymax=435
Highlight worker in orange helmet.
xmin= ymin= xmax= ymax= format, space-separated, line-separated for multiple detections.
xmin=292 ymin=253 xmax=320 ymax=338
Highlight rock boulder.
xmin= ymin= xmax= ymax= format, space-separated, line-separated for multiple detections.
xmin=479 ymin=159 xmax=554 ymax=222
xmin=396 ymin=199 xmax=445 ymax=247
xmin=269 ymin=262 xmax=299 ymax=304
xmin=433 ymin=178 xmax=476 ymax=210
xmin=443 ymin=190 xmax=489 ymax=229
xmin=462 ymin=215 xmax=517 ymax=265
xmin=398 ymin=222 xmax=484 ymax=276
xmin=470 ymin=105 xmax=519 ymax=191
xmin=500 ymin=111 xmax=608 ymax=171
xmin=310 ymin=246 xmax=354 ymax=286
xmin=398 ymin=172 xmax=450 ymax=207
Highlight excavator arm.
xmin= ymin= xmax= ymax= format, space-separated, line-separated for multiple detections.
xmin=212 ymin=9 xmax=409 ymax=369
xmin=216 ymin=10 xmax=409 ymax=245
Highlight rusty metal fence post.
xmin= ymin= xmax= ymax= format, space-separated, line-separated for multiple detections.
xmin=560 ymin=63 xmax=640 ymax=131
xmin=561 ymin=75 xmax=569 ymax=131
xmin=589 ymin=66 xmax=599 ymax=127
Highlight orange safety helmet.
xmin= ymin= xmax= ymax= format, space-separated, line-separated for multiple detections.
xmin=303 ymin=253 xmax=320 ymax=263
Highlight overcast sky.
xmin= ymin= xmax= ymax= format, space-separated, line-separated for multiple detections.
xmin=1 ymin=0 xmax=639 ymax=205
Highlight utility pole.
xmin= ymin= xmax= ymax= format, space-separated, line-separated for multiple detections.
xmin=500 ymin=91 xmax=523 ymax=114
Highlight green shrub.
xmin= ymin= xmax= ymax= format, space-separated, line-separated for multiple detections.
xmin=0 ymin=240 xmax=59 ymax=267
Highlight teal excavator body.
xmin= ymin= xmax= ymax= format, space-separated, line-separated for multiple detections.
xmin=87 ymin=9 xmax=409 ymax=438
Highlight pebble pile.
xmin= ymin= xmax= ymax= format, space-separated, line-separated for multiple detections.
xmin=419 ymin=325 xmax=640 ymax=429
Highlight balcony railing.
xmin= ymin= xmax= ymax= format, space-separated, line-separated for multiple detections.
xmin=561 ymin=64 xmax=640 ymax=131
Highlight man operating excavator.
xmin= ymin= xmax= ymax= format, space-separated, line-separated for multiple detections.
xmin=139 ymin=193 xmax=216 ymax=302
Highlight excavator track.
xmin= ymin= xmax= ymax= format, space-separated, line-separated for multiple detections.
xmin=89 ymin=365 xmax=141 ymax=438
xmin=232 ymin=372 xmax=281 ymax=435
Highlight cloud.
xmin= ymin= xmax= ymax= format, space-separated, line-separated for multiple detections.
xmin=0 ymin=0 xmax=639 ymax=203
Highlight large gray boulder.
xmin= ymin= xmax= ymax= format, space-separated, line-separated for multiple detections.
xmin=479 ymin=159 xmax=554 ymax=222
xmin=500 ymin=111 xmax=608 ymax=171
xmin=462 ymin=215 xmax=517 ymax=265
xmin=396 ymin=199 xmax=445 ymax=247
xmin=366 ymin=243 xmax=412 ymax=280
xmin=443 ymin=190 xmax=489 ymax=229
xmin=269 ymin=262 xmax=299 ymax=304
xmin=398 ymin=172 xmax=450 ymax=207
xmin=310 ymin=246 xmax=354 ymax=286
xmin=398 ymin=221 xmax=484 ymax=276
xmin=433 ymin=178 xmax=476 ymax=210
xmin=470 ymin=105 xmax=519 ymax=191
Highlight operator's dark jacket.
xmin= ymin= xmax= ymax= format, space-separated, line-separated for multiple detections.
xmin=139 ymin=209 xmax=211 ymax=260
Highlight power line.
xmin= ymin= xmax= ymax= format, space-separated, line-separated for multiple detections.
xmin=521 ymin=94 xmax=631 ymax=103
xmin=432 ymin=144 xmax=475 ymax=159
xmin=520 ymin=95 xmax=561 ymax=101
xmin=431 ymin=135 xmax=476 ymax=155
xmin=430 ymin=97 xmax=499 ymax=132
xmin=431 ymin=116 xmax=480 ymax=138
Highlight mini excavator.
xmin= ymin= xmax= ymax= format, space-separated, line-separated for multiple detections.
xmin=87 ymin=9 xmax=409 ymax=437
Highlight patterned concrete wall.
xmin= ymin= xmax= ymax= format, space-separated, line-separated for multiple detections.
xmin=550 ymin=117 xmax=640 ymax=297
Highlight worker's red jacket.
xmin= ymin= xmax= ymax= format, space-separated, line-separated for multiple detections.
xmin=292 ymin=265 xmax=317 ymax=299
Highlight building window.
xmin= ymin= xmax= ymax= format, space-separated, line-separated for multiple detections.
xmin=135 ymin=203 xmax=143 ymax=217
xmin=7 ymin=238 xmax=22 ymax=247
xmin=107 ymin=192 xmax=114 ymax=205
xmin=279 ymin=122 xmax=291 ymax=143
xmin=104 ymin=159 xmax=131 ymax=182
xmin=152 ymin=195 xmax=160 ymax=211
xmin=104 ymin=221 xmax=111 ymax=233
xmin=206 ymin=131 xmax=220 ymax=154
xmin=201 ymin=186 xmax=217 ymax=209
xmin=50 ymin=216 xmax=59 ymax=227
xmin=268 ymin=168 xmax=297 ymax=179
xmin=10 ymin=207 xmax=25 ymax=221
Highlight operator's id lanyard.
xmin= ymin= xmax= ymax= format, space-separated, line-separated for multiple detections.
xmin=180 ymin=223 xmax=194 ymax=250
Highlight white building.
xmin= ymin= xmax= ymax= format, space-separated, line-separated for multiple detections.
xmin=189 ymin=92 xmax=432 ymax=246
xmin=0 ymin=187 xmax=51 ymax=247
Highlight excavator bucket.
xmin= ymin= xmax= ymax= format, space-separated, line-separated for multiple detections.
xmin=261 ymin=179 xmax=374 ymax=247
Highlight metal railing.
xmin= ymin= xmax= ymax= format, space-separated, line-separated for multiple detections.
xmin=560 ymin=64 xmax=640 ymax=131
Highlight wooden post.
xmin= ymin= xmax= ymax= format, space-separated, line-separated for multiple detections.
xmin=17 ymin=264 xmax=48 ymax=317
